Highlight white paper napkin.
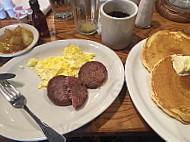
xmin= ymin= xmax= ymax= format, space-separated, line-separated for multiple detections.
xmin=0 ymin=0 xmax=51 ymax=15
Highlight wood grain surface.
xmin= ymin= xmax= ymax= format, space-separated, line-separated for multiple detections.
xmin=156 ymin=0 xmax=190 ymax=23
xmin=0 ymin=2 xmax=189 ymax=142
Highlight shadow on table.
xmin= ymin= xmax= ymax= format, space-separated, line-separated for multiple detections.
xmin=40 ymin=135 xmax=165 ymax=142
xmin=66 ymin=135 xmax=165 ymax=142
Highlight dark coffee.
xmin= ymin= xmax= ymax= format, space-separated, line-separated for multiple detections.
xmin=107 ymin=11 xmax=130 ymax=18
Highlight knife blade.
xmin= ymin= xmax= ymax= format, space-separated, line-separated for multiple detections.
xmin=0 ymin=73 xmax=16 ymax=80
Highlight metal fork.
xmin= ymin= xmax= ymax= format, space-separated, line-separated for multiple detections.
xmin=0 ymin=80 xmax=66 ymax=142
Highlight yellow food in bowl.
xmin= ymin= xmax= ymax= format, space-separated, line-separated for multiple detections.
xmin=27 ymin=45 xmax=95 ymax=89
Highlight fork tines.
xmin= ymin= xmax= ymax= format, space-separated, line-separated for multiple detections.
xmin=0 ymin=80 xmax=20 ymax=102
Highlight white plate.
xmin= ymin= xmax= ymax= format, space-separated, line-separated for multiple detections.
xmin=0 ymin=23 xmax=39 ymax=57
xmin=0 ymin=39 xmax=124 ymax=141
xmin=125 ymin=39 xmax=190 ymax=142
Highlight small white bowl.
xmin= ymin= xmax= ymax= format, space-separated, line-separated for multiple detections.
xmin=0 ymin=23 xmax=39 ymax=57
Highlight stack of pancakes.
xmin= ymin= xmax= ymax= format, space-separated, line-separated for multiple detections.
xmin=141 ymin=30 xmax=190 ymax=124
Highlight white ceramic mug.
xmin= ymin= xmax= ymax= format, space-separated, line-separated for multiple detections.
xmin=100 ymin=0 xmax=138 ymax=50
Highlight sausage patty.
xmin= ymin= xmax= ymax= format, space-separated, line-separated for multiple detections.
xmin=78 ymin=61 xmax=107 ymax=89
xmin=66 ymin=76 xmax=88 ymax=108
xmin=47 ymin=75 xmax=87 ymax=108
xmin=47 ymin=75 xmax=71 ymax=106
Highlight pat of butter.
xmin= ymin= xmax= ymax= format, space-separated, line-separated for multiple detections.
xmin=172 ymin=55 xmax=190 ymax=75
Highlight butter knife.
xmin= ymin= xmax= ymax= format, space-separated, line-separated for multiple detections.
xmin=0 ymin=73 xmax=16 ymax=80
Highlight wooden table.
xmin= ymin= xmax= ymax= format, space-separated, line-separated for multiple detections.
xmin=0 ymin=4 xmax=189 ymax=142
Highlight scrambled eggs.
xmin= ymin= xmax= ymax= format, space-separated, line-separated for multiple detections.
xmin=172 ymin=54 xmax=190 ymax=75
xmin=27 ymin=45 xmax=95 ymax=89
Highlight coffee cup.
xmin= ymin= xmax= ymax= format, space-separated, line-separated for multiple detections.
xmin=100 ymin=0 xmax=138 ymax=50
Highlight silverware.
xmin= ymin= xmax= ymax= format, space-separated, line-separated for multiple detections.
xmin=0 ymin=73 xmax=16 ymax=80
xmin=0 ymin=80 xmax=66 ymax=142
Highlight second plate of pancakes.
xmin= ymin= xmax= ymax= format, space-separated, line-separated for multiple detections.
xmin=125 ymin=37 xmax=190 ymax=142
